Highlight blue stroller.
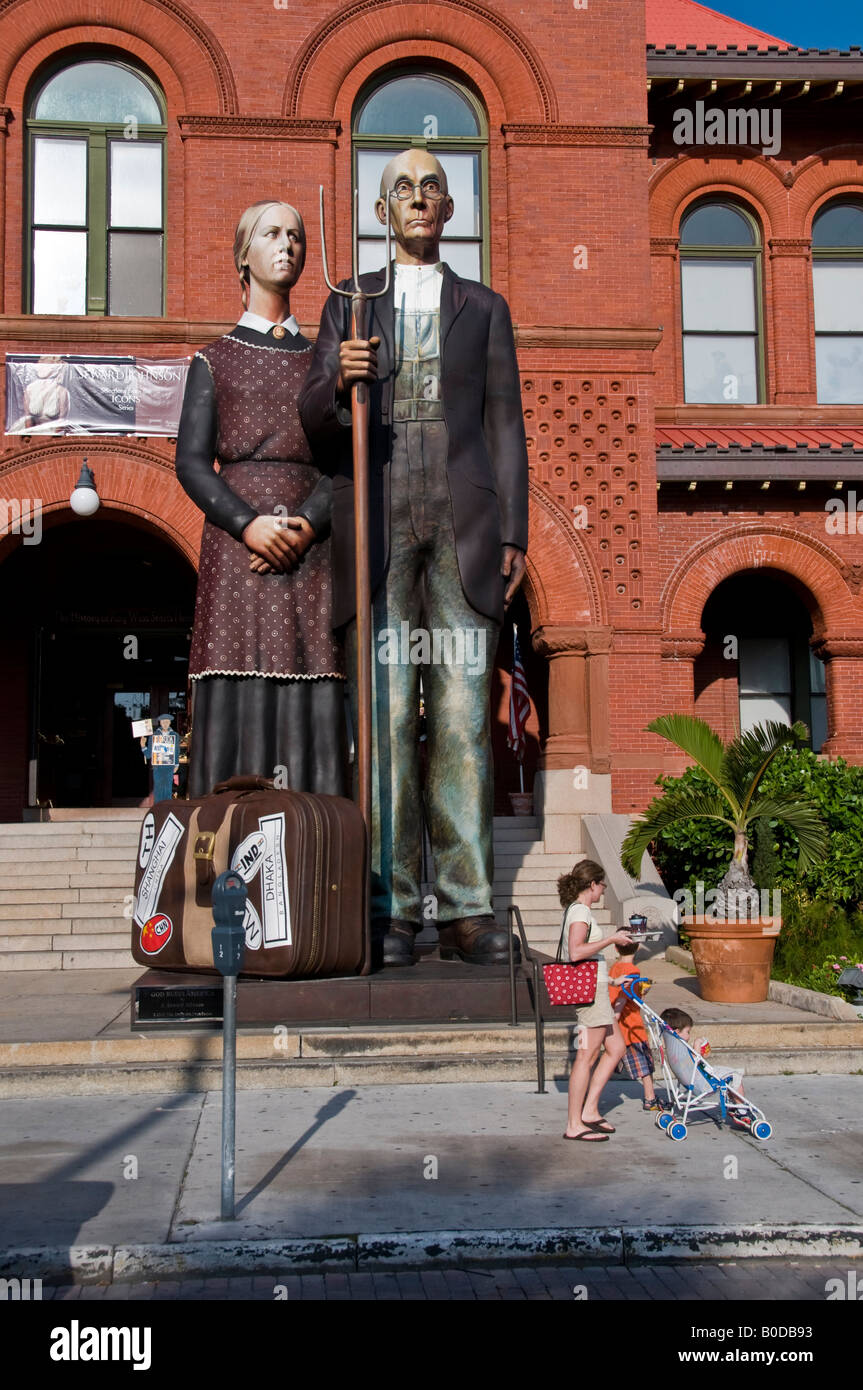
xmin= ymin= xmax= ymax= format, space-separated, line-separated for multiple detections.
xmin=619 ymin=976 xmax=773 ymax=1143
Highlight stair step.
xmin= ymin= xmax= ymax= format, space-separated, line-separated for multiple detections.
xmin=0 ymin=874 xmax=74 ymax=889
xmin=495 ymin=852 xmax=578 ymax=866
xmin=0 ymin=849 xmax=79 ymax=865
xmin=492 ymin=865 xmax=569 ymax=882
xmin=1 ymin=820 xmax=141 ymax=834
xmin=61 ymin=902 xmax=131 ymax=919
xmin=24 ymin=808 xmax=146 ymax=822
xmin=1 ymin=861 xmax=79 ymax=877
xmin=0 ymin=834 xmax=139 ymax=851
xmin=0 ymin=951 xmax=61 ymax=970
xmin=59 ymin=949 xmax=135 ymax=969
xmin=495 ymin=909 xmax=561 ymax=926
xmin=494 ymin=895 xmax=561 ymax=906
xmin=1 ymin=1025 xmax=861 ymax=1095
xmin=62 ymin=919 xmax=130 ymax=934
xmin=0 ymin=854 xmax=138 ymax=874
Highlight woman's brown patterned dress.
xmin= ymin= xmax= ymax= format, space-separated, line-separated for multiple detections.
xmin=175 ymin=324 xmax=346 ymax=797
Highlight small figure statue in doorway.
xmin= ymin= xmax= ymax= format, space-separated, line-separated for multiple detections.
xmin=141 ymin=714 xmax=179 ymax=803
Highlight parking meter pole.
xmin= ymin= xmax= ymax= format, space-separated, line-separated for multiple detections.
xmin=211 ymin=870 xmax=247 ymax=1223
xmin=221 ymin=972 xmax=238 ymax=1220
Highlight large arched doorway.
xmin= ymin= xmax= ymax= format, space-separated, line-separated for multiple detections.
xmin=694 ymin=571 xmax=827 ymax=750
xmin=0 ymin=514 xmax=195 ymax=815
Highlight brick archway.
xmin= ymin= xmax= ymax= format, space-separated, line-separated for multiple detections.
xmin=662 ymin=525 xmax=858 ymax=639
xmin=0 ymin=1 xmax=236 ymax=114
xmin=649 ymin=158 xmax=786 ymax=239
xmin=661 ymin=526 xmax=863 ymax=763
xmin=525 ymin=482 xmax=606 ymax=630
xmin=0 ymin=445 xmax=202 ymax=568
xmin=284 ymin=0 xmax=555 ymax=123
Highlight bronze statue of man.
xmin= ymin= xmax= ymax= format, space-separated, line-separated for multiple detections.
xmin=300 ymin=149 xmax=528 ymax=966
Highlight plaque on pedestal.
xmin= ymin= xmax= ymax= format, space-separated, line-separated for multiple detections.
xmin=134 ymin=982 xmax=223 ymax=1026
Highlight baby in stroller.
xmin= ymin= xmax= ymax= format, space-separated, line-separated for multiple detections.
xmin=617 ymin=977 xmax=773 ymax=1142
xmin=660 ymin=1009 xmax=749 ymax=1123
xmin=655 ymin=1006 xmax=772 ymax=1141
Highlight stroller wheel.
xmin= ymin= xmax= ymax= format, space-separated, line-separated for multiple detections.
xmin=656 ymin=1111 xmax=673 ymax=1130
xmin=667 ymin=1121 xmax=687 ymax=1142
xmin=753 ymin=1121 xmax=772 ymax=1141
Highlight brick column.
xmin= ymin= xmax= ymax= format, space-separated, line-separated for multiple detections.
xmin=660 ymin=631 xmax=705 ymax=716
xmin=768 ymin=239 xmax=815 ymax=405
xmin=812 ymin=635 xmax=863 ymax=764
xmin=532 ymin=625 xmax=613 ymax=851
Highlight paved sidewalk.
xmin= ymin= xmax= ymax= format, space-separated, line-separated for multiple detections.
xmin=1 ymin=1077 xmax=861 ymax=1272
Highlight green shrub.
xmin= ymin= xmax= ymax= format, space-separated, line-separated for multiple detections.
xmin=771 ymin=892 xmax=863 ymax=987
xmin=650 ymin=748 xmax=863 ymax=908
xmin=648 ymin=748 xmax=863 ymax=993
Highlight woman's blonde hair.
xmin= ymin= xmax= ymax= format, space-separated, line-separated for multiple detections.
xmin=232 ymin=199 xmax=306 ymax=284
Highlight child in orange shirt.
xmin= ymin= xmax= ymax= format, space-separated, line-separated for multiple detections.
xmin=608 ymin=941 xmax=663 ymax=1112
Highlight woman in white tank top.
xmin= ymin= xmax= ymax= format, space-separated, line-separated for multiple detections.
xmin=559 ymin=858 xmax=634 ymax=1142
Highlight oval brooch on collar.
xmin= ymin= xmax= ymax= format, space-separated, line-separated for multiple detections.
xmin=272 ymin=325 xmax=286 ymax=339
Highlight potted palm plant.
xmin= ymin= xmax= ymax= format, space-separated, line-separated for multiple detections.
xmin=621 ymin=715 xmax=828 ymax=1003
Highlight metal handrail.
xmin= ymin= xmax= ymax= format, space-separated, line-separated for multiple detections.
xmin=507 ymin=904 xmax=546 ymax=1094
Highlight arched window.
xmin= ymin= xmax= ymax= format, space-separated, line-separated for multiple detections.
xmin=27 ymin=58 xmax=166 ymax=316
xmin=812 ymin=200 xmax=863 ymax=405
xmin=679 ymin=201 xmax=763 ymax=404
xmin=353 ymin=71 xmax=487 ymax=280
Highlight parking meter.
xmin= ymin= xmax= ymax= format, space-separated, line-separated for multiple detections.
xmin=211 ymin=871 xmax=247 ymax=976
xmin=211 ymin=870 xmax=247 ymax=1220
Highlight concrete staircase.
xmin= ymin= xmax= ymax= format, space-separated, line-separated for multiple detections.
xmin=0 ymin=814 xmax=143 ymax=970
xmin=0 ymin=811 xmax=590 ymax=971
xmin=491 ymin=815 xmax=609 ymax=949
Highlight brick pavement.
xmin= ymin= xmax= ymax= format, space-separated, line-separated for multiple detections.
xmin=42 ymin=1259 xmax=857 ymax=1301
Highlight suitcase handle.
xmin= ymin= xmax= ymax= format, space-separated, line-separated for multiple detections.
xmin=211 ymin=774 xmax=276 ymax=794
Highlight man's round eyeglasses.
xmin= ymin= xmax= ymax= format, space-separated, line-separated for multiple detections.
xmin=389 ymin=179 xmax=446 ymax=202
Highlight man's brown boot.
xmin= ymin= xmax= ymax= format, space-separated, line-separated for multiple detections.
xmin=437 ymin=914 xmax=517 ymax=966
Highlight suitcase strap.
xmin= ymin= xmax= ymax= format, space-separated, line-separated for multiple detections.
xmin=182 ymin=806 xmax=234 ymax=967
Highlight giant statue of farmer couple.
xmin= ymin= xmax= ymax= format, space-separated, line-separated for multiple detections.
xmin=179 ymin=150 xmax=529 ymax=970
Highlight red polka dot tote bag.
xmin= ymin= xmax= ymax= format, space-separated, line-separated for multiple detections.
xmin=542 ymin=911 xmax=599 ymax=1006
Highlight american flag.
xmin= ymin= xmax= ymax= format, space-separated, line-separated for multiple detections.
xmin=507 ymin=626 xmax=531 ymax=761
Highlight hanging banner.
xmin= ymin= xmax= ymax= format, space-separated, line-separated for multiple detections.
xmin=5 ymin=354 xmax=189 ymax=436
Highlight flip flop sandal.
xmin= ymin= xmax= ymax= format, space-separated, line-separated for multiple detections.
xmin=584 ymin=1120 xmax=616 ymax=1133
xmin=563 ymin=1130 xmax=610 ymax=1142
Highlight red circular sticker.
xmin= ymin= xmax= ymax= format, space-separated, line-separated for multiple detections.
xmin=140 ymin=913 xmax=173 ymax=955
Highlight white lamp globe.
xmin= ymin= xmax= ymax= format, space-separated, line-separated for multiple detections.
xmin=70 ymin=462 xmax=100 ymax=517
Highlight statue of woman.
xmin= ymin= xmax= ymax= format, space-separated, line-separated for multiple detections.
xmin=175 ymin=199 xmax=345 ymax=796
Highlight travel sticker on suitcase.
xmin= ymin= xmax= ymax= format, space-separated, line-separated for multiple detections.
xmin=134 ymin=813 xmax=184 ymax=927
xmin=231 ymin=814 xmax=291 ymax=948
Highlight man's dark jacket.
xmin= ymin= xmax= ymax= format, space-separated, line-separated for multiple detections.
xmin=298 ymin=263 xmax=529 ymax=630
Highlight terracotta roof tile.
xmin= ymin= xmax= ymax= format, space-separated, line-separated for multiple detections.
xmin=656 ymin=426 xmax=863 ymax=450
xmin=646 ymin=0 xmax=791 ymax=50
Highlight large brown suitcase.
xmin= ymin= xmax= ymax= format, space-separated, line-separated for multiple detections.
xmin=131 ymin=776 xmax=369 ymax=977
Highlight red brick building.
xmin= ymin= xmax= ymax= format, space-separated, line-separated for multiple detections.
xmin=0 ymin=0 xmax=861 ymax=831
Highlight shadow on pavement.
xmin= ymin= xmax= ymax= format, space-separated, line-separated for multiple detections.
xmin=236 ymin=1089 xmax=358 ymax=1214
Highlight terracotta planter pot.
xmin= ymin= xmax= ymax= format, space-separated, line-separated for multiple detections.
xmin=686 ymin=915 xmax=781 ymax=1004
xmin=508 ymin=791 xmax=534 ymax=816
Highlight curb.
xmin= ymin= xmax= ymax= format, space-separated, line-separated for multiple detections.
xmin=3 ymin=1225 xmax=862 ymax=1284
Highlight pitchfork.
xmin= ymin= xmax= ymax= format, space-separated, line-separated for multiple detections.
xmin=318 ymin=186 xmax=392 ymax=835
